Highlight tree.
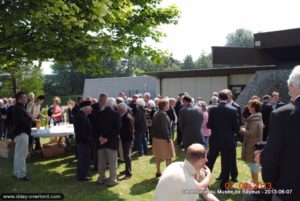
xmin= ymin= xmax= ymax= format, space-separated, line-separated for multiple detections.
xmin=225 ymin=28 xmax=254 ymax=48
xmin=195 ymin=52 xmax=212 ymax=69
xmin=44 ymin=61 xmax=93 ymax=96
xmin=182 ymin=55 xmax=194 ymax=70
xmin=99 ymin=54 xmax=180 ymax=76
xmin=0 ymin=0 xmax=180 ymax=75
xmin=0 ymin=61 xmax=44 ymax=97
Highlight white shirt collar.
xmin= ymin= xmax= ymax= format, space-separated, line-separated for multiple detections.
xmin=183 ymin=159 xmax=197 ymax=176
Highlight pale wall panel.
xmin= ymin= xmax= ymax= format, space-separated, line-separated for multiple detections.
xmin=160 ymin=76 xmax=228 ymax=103
xmin=229 ymin=74 xmax=254 ymax=85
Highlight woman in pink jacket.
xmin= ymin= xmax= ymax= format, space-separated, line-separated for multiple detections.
xmin=197 ymin=101 xmax=211 ymax=148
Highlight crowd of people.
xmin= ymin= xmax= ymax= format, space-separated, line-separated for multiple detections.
xmin=2 ymin=65 xmax=300 ymax=200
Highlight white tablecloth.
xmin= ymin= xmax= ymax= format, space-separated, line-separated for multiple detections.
xmin=31 ymin=124 xmax=75 ymax=138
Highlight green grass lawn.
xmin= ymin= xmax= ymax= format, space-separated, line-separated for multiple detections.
xmin=0 ymin=142 xmax=254 ymax=201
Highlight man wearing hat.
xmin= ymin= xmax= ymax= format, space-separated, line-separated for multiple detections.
xmin=74 ymin=101 xmax=93 ymax=181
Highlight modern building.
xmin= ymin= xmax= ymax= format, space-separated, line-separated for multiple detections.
xmin=148 ymin=28 xmax=300 ymax=106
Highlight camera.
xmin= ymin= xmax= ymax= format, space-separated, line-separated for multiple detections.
xmin=253 ymin=141 xmax=267 ymax=151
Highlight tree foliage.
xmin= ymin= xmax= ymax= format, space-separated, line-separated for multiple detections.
xmin=182 ymin=55 xmax=194 ymax=70
xmin=195 ymin=52 xmax=212 ymax=69
xmin=0 ymin=61 xmax=44 ymax=97
xmin=44 ymin=55 xmax=181 ymax=96
xmin=225 ymin=28 xmax=254 ymax=48
xmin=0 ymin=0 xmax=180 ymax=74
xmin=44 ymin=61 xmax=93 ymax=96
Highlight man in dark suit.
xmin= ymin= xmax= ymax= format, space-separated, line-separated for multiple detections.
xmin=117 ymin=102 xmax=134 ymax=178
xmin=179 ymin=95 xmax=204 ymax=149
xmin=258 ymin=66 xmax=300 ymax=201
xmin=271 ymin=91 xmax=285 ymax=110
xmin=215 ymin=89 xmax=241 ymax=183
xmin=134 ymin=98 xmax=148 ymax=156
xmin=74 ymin=101 xmax=92 ymax=181
xmin=167 ymin=98 xmax=178 ymax=140
xmin=175 ymin=93 xmax=185 ymax=147
xmin=90 ymin=93 xmax=107 ymax=170
xmin=207 ymin=90 xmax=239 ymax=190
xmin=72 ymin=96 xmax=84 ymax=119
xmin=261 ymin=95 xmax=273 ymax=141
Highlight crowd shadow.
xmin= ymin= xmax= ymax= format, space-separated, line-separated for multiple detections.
xmin=130 ymin=177 xmax=158 ymax=195
xmin=1 ymin=155 xmax=126 ymax=201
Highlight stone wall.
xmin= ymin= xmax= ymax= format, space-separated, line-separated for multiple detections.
xmin=236 ymin=69 xmax=292 ymax=107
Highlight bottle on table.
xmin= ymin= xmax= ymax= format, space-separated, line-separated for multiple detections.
xmin=50 ymin=118 xmax=54 ymax=127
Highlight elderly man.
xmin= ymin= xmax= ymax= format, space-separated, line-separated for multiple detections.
xmin=90 ymin=93 xmax=107 ymax=171
xmin=117 ymin=102 xmax=134 ymax=179
xmin=256 ymin=66 xmax=300 ymax=201
xmin=74 ymin=101 xmax=93 ymax=181
xmin=96 ymin=98 xmax=121 ymax=186
xmin=179 ymin=95 xmax=204 ymax=149
xmin=134 ymin=98 xmax=148 ymax=156
xmin=143 ymin=92 xmax=151 ymax=105
xmin=154 ymin=143 xmax=219 ymax=201
xmin=26 ymin=92 xmax=35 ymax=110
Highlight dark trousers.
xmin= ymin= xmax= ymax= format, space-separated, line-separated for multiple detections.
xmin=122 ymin=141 xmax=133 ymax=175
xmin=218 ymin=139 xmax=238 ymax=180
xmin=171 ymin=123 xmax=176 ymax=141
xmin=231 ymin=146 xmax=238 ymax=179
xmin=29 ymin=135 xmax=41 ymax=150
xmin=207 ymin=142 xmax=235 ymax=190
xmin=263 ymin=127 xmax=269 ymax=141
xmin=77 ymin=143 xmax=91 ymax=179
xmin=29 ymin=122 xmax=41 ymax=150
xmin=91 ymin=140 xmax=98 ymax=170
xmin=135 ymin=132 xmax=148 ymax=156
xmin=176 ymin=123 xmax=182 ymax=146
xmin=147 ymin=127 xmax=152 ymax=145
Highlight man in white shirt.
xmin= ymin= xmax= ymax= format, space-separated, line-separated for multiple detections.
xmin=154 ymin=143 xmax=219 ymax=201
xmin=27 ymin=95 xmax=47 ymax=150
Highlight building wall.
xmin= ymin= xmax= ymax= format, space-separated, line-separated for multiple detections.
xmin=83 ymin=76 xmax=156 ymax=98
xmin=160 ymin=76 xmax=227 ymax=102
xmin=229 ymin=74 xmax=253 ymax=85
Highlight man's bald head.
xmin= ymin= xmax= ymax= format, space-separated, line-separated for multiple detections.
xmin=186 ymin=144 xmax=206 ymax=164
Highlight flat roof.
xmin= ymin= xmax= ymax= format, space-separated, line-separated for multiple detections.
xmin=146 ymin=65 xmax=289 ymax=79
xmin=254 ymin=28 xmax=300 ymax=48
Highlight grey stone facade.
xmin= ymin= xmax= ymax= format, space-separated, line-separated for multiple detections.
xmin=236 ymin=69 xmax=292 ymax=107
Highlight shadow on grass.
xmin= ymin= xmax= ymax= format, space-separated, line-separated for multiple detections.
xmin=0 ymin=155 xmax=126 ymax=201
xmin=130 ymin=177 xmax=159 ymax=195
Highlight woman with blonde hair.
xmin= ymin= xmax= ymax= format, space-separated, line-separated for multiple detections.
xmin=151 ymin=99 xmax=176 ymax=177
xmin=62 ymin=100 xmax=76 ymax=124
xmin=48 ymin=96 xmax=64 ymax=145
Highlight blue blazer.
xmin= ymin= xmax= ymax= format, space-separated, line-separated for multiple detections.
xmin=207 ymin=101 xmax=239 ymax=150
